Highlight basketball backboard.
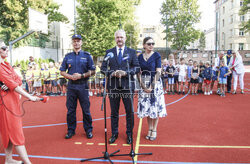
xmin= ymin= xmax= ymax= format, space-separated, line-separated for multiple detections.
xmin=28 ymin=8 xmax=48 ymax=34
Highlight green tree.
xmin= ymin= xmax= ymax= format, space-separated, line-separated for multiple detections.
xmin=160 ymin=0 xmax=201 ymax=50
xmin=0 ymin=0 xmax=68 ymax=47
xmin=198 ymin=31 xmax=206 ymax=50
xmin=76 ymin=0 xmax=139 ymax=60
xmin=239 ymin=0 xmax=250 ymax=32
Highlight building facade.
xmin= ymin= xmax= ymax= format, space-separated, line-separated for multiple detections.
xmin=215 ymin=0 xmax=250 ymax=50
xmin=137 ymin=24 xmax=166 ymax=48
xmin=205 ymin=28 xmax=216 ymax=51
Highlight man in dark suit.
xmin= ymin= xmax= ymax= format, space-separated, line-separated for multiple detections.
xmin=101 ymin=29 xmax=139 ymax=144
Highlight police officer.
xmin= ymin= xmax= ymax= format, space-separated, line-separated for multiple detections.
xmin=60 ymin=34 xmax=96 ymax=139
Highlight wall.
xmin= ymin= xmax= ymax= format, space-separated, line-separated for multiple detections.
xmin=7 ymin=46 xmax=67 ymax=64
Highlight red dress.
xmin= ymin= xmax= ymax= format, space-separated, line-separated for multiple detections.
xmin=0 ymin=61 xmax=25 ymax=148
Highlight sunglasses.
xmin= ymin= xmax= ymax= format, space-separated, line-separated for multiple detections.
xmin=146 ymin=42 xmax=155 ymax=46
xmin=1 ymin=46 xmax=8 ymax=51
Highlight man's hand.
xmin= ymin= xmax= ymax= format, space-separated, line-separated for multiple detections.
xmin=71 ymin=73 xmax=82 ymax=80
xmin=112 ymin=70 xmax=127 ymax=78
xmin=1 ymin=84 xmax=8 ymax=91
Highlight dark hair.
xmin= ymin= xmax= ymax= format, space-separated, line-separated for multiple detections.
xmin=143 ymin=37 xmax=153 ymax=45
xmin=180 ymin=58 xmax=184 ymax=61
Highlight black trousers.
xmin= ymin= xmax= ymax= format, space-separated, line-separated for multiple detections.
xmin=108 ymin=89 xmax=134 ymax=136
xmin=66 ymin=84 xmax=93 ymax=134
xmin=227 ymin=74 xmax=232 ymax=92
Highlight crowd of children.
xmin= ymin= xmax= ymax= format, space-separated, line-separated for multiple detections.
xmin=161 ymin=56 xmax=232 ymax=97
xmin=15 ymin=54 xmax=235 ymax=98
xmin=14 ymin=61 xmax=105 ymax=97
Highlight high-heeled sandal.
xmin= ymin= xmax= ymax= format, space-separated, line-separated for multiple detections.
xmin=145 ymin=130 xmax=152 ymax=140
xmin=150 ymin=131 xmax=157 ymax=141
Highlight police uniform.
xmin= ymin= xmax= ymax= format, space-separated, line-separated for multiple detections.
xmin=60 ymin=39 xmax=95 ymax=137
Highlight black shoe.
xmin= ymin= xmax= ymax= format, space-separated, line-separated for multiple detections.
xmin=178 ymin=91 xmax=181 ymax=95
xmin=65 ymin=132 xmax=75 ymax=139
xmin=86 ymin=132 xmax=93 ymax=139
xmin=97 ymin=93 xmax=100 ymax=97
xmin=127 ymin=136 xmax=132 ymax=144
xmin=109 ymin=134 xmax=118 ymax=144
xmin=182 ymin=91 xmax=185 ymax=95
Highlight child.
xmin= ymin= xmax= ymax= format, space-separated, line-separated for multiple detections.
xmin=26 ymin=65 xmax=34 ymax=94
xmin=203 ymin=61 xmax=212 ymax=95
xmin=187 ymin=59 xmax=193 ymax=91
xmin=33 ymin=64 xmax=42 ymax=96
xmin=161 ymin=59 xmax=169 ymax=93
xmin=48 ymin=62 xmax=57 ymax=96
xmin=166 ymin=59 xmax=175 ymax=95
xmin=218 ymin=60 xmax=231 ymax=97
xmin=173 ymin=61 xmax=179 ymax=93
xmin=177 ymin=58 xmax=187 ymax=95
xmin=210 ymin=63 xmax=218 ymax=95
xmin=191 ymin=61 xmax=200 ymax=95
xmin=198 ymin=61 xmax=205 ymax=93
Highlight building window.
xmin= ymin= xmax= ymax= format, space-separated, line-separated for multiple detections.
xmin=222 ymin=19 xmax=225 ymax=27
xmin=245 ymin=54 xmax=250 ymax=58
xmin=230 ymin=43 xmax=233 ymax=49
xmin=222 ymin=32 xmax=225 ymax=40
xmin=140 ymin=34 xmax=142 ymax=37
xmin=202 ymin=53 xmax=208 ymax=58
xmin=230 ymin=29 xmax=233 ymax=36
xmin=240 ymin=15 xmax=245 ymax=22
xmin=239 ymin=43 xmax=244 ymax=50
xmin=239 ymin=30 xmax=244 ymax=36
xmin=230 ymin=15 xmax=233 ymax=23
xmin=192 ymin=54 xmax=198 ymax=58
xmin=231 ymin=0 xmax=234 ymax=8
xmin=182 ymin=54 xmax=187 ymax=58
xmin=223 ymin=6 xmax=225 ymax=14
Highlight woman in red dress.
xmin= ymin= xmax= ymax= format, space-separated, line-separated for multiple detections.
xmin=0 ymin=41 xmax=40 ymax=164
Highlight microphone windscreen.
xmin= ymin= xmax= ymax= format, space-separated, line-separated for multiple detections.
xmin=39 ymin=96 xmax=49 ymax=103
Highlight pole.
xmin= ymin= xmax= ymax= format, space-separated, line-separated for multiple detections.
xmin=9 ymin=30 xmax=35 ymax=65
xmin=215 ymin=11 xmax=218 ymax=58
xmin=74 ymin=0 xmax=76 ymax=34
xmin=166 ymin=13 xmax=168 ymax=58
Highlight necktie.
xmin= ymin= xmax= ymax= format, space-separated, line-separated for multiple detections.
xmin=118 ymin=48 xmax=122 ymax=64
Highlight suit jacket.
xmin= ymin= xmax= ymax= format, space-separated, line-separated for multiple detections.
xmin=228 ymin=54 xmax=245 ymax=74
xmin=101 ymin=46 xmax=140 ymax=90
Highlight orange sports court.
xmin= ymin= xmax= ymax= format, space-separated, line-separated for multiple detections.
xmin=1 ymin=71 xmax=250 ymax=164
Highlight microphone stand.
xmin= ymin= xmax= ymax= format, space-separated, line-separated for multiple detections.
xmin=81 ymin=59 xmax=120 ymax=164
xmin=113 ymin=57 xmax=152 ymax=163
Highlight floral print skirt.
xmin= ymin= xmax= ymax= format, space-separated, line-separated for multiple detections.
xmin=137 ymin=79 xmax=167 ymax=119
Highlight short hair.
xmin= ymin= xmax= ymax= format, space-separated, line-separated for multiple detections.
xmin=220 ymin=60 xmax=225 ymax=64
xmin=193 ymin=61 xmax=198 ymax=65
xmin=180 ymin=58 xmax=185 ymax=61
xmin=188 ymin=59 xmax=193 ymax=62
xmin=114 ymin=29 xmax=126 ymax=37
xmin=205 ymin=61 xmax=210 ymax=65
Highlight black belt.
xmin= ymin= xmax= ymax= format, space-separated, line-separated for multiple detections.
xmin=69 ymin=79 xmax=87 ymax=84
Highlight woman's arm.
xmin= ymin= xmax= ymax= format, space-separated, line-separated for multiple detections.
xmin=150 ymin=68 xmax=161 ymax=90
xmin=14 ymin=86 xmax=40 ymax=101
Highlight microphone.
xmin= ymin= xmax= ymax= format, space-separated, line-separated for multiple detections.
xmin=123 ymin=54 xmax=129 ymax=61
xmin=104 ymin=52 xmax=114 ymax=61
xmin=39 ymin=96 xmax=49 ymax=103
